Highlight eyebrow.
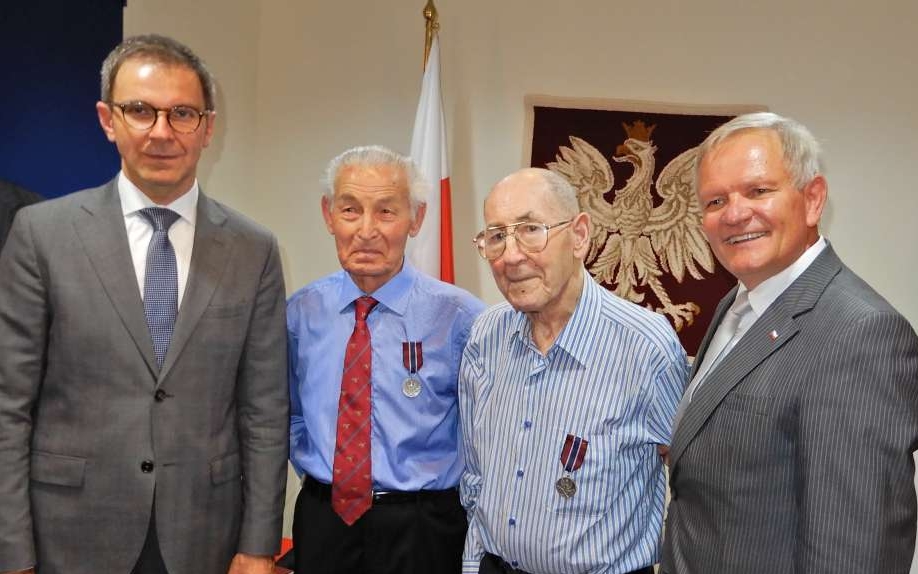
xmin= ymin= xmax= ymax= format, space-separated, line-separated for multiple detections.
xmin=486 ymin=211 xmax=539 ymax=227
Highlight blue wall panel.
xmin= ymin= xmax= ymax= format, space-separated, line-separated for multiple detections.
xmin=0 ymin=1 xmax=123 ymax=198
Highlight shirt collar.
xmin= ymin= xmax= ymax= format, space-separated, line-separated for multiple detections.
xmin=118 ymin=171 xmax=199 ymax=226
xmin=550 ymin=269 xmax=596 ymax=367
xmin=336 ymin=260 xmax=416 ymax=316
xmin=740 ymin=236 xmax=827 ymax=317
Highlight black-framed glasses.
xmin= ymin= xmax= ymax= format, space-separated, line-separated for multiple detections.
xmin=473 ymin=220 xmax=572 ymax=261
xmin=109 ymin=101 xmax=211 ymax=134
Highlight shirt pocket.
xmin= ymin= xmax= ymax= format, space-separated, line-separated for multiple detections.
xmin=544 ymin=429 xmax=622 ymax=517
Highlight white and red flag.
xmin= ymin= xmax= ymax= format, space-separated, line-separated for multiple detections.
xmin=407 ymin=34 xmax=454 ymax=283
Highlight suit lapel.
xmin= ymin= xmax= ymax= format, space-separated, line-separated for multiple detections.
xmin=72 ymin=180 xmax=158 ymax=375
xmin=670 ymin=246 xmax=844 ymax=468
xmin=159 ymin=193 xmax=232 ymax=382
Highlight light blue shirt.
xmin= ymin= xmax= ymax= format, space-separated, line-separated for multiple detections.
xmin=459 ymin=270 xmax=688 ymax=573
xmin=288 ymin=263 xmax=485 ymax=490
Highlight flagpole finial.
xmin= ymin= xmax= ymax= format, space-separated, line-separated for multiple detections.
xmin=422 ymin=0 xmax=439 ymax=69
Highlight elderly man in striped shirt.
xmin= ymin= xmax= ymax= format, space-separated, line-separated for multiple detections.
xmin=459 ymin=168 xmax=688 ymax=574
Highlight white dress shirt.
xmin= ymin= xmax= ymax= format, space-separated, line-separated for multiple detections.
xmin=117 ymin=172 xmax=198 ymax=308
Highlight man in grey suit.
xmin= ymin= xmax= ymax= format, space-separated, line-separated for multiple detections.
xmin=661 ymin=112 xmax=918 ymax=573
xmin=0 ymin=35 xmax=288 ymax=574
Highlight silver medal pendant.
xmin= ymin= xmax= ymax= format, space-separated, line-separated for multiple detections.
xmin=402 ymin=377 xmax=422 ymax=398
xmin=555 ymin=476 xmax=577 ymax=498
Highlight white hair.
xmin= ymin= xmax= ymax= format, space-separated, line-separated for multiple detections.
xmin=696 ymin=112 xmax=824 ymax=190
xmin=322 ymin=145 xmax=429 ymax=215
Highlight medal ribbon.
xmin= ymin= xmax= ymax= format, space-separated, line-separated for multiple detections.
xmin=402 ymin=341 xmax=423 ymax=374
xmin=559 ymin=434 xmax=588 ymax=472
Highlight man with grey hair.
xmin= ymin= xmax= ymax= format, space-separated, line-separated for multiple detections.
xmin=0 ymin=34 xmax=288 ymax=574
xmin=460 ymin=167 xmax=687 ymax=574
xmin=661 ymin=112 xmax=918 ymax=573
xmin=287 ymin=145 xmax=485 ymax=573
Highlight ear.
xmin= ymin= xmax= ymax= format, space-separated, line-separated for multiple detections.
xmin=408 ymin=202 xmax=427 ymax=238
xmin=321 ymin=196 xmax=335 ymax=235
xmin=202 ymin=111 xmax=216 ymax=148
xmin=96 ymin=101 xmax=116 ymax=143
xmin=570 ymin=211 xmax=592 ymax=260
xmin=802 ymin=175 xmax=828 ymax=228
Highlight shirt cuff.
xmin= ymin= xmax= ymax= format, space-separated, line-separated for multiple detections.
xmin=462 ymin=559 xmax=480 ymax=574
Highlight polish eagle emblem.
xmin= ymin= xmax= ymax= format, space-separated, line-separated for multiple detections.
xmin=547 ymin=121 xmax=715 ymax=331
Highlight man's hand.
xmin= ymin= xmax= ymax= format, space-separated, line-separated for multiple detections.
xmin=227 ymin=552 xmax=275 ymax=574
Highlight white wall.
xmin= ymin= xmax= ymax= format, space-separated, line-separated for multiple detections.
xmin=126 ymin=0 xmax=918 ymax=567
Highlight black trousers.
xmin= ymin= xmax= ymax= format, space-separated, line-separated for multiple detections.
xmin=480 ymin=552 xmax=655 ymax=574
xmin=292 ymin=475 xmax=466 ymax=574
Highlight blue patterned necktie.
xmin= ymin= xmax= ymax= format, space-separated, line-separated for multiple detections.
xmin=139 ymin=207 xmax=180 ymax=368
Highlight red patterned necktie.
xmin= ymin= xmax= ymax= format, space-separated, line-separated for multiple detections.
xmin=332 ymin=295 xmax=378 ymax=525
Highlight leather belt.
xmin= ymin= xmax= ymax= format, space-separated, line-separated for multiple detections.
xmin=484 ymin=553 xmax=653 ymax=574
xmin=301 ymin=474 xmax=458 ymax=504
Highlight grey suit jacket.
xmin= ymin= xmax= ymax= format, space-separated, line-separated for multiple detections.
xmin=661 ymin=245 xmax=918 ymax=574
xmin=0 ymin=179 xmax=289 ymax=574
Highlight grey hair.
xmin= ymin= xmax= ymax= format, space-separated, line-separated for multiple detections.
xmin=100 ymin=34 xmax=216 ymax=111
xmin=539 ymin=168 xmax=581 ymax=217
xmin=696 ymin=112 xmax=824 ymax=190
xmin=322 ymin=145 xmax=430 ymax=215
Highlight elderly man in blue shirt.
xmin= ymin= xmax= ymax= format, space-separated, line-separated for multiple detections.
xmin=460 ymin=168 xmax=688 ymax=574
xmin=287 ymin=145 xmax=485 ymax=574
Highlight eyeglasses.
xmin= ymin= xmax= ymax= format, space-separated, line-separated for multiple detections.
xmin=473 ymin=220 xmax=572 ymax=261
xmin=109 ymin=101 xmax=211 ymax=134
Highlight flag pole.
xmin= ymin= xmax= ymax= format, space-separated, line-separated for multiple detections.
xmin=422 ymin=0 xmax=439 ymax=70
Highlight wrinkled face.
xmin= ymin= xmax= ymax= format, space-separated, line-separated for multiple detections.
xmin=696 ymin=129 xmax=826 ymax=290
xmin=322 ymin=164 xmax=425 ymax=294
xmin=484 ymin=171 xmax=588 ymax=314
xmin=96 ymin=58 xmax=214 ymax=205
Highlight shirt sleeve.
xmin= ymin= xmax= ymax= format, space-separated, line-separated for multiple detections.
xmin=458 ymin=321 xmax=485 ymax=572
xmin=646 ymin=325 xmax=689 ymax=446
xmin=287 ymin=303 xmax=306 ymax=477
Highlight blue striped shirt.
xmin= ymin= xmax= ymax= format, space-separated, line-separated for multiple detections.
xmin=459 ymin=270 xmax=688 ymax=573
xmin=288 ymin=263 xmax=485 ymax=490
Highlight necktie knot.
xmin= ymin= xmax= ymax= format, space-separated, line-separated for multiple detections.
xmin=354 ymin=296 xmax=378 ymax=322
xmin=139 ymin=207 xmax=180 ymax=232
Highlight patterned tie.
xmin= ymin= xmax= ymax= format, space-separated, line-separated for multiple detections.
xmin=139 ymin=208 xmax=180 ymax=368
xmin=672 ymin=291 xmax=753 ymax=432
xmin=332 ymin=296 xmax=378 ymax=525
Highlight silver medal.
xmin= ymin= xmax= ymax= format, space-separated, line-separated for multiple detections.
xmin=402 ymin=377 xmax=422 ymax=398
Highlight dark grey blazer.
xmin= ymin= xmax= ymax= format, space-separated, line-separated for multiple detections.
xmin=0 ymin=178 xmax=43 ymax=254
xmin=662 ymin=245 xmax=918 ymax=574
xmin=0 ymin=179 xmax=289 ymax=574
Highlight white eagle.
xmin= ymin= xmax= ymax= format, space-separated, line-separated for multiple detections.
xmin=547 ymin=122 xmax=715 ymax=331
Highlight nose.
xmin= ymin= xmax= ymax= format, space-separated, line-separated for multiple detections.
xmin=355 ymin=214 xmax=378 ymax=239
xmin=148 ymin=110 xmax=175 ymax=139
xmin=721 ymin=194 xmax=752 ymax=226
xmin=499 ymin=233 xmax=527 ymax=265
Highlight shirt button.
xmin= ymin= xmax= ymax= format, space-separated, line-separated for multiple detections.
xmin=140 ymin=460 xmax=154 ymax=473
xmin=516 ymin=469 xmax=524 ymax=478
xmin=508 ymin=517 xmax=516 ymax=526
xmin=154 ymin=389 xmax=167 ymax=402
xmin=511 ymin=561 xmax=519 ymax=568
xmin=523 ymin=420 xmax=532 ymax=429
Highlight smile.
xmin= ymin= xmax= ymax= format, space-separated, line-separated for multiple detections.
xmin=725 ymin=231 xmax=767 ymax=245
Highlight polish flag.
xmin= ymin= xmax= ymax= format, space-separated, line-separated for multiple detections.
xmin=408 ymin=35 xmax=454 ymax=283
